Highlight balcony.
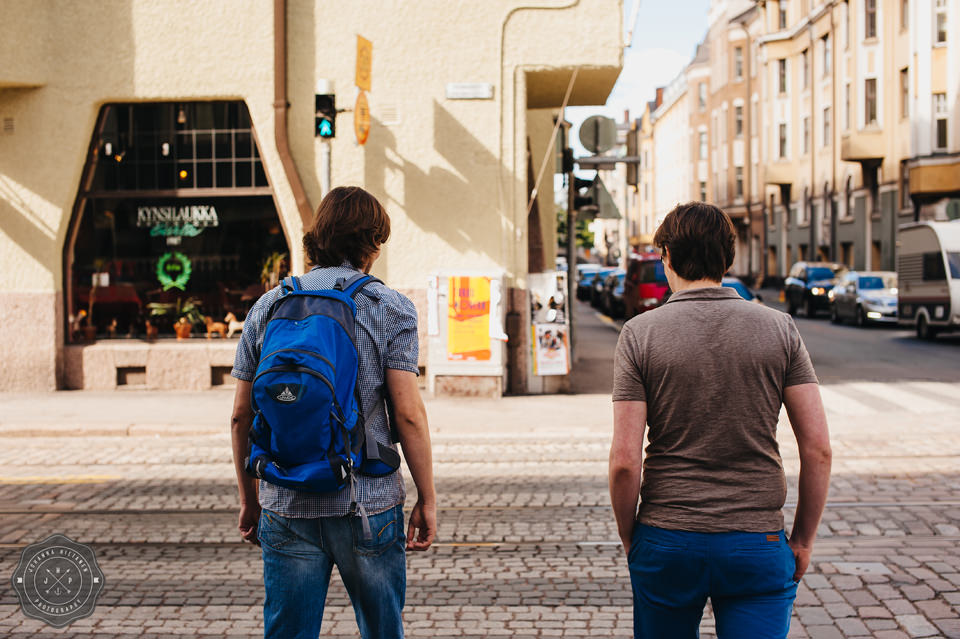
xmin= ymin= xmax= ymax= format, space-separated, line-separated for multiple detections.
xmin=841 ymin=129 xmax=885 ymax=162
xmin=764 ymin=162 xmax=794 ymax=186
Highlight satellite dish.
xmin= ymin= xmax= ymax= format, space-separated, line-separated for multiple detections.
xmin=579 ymin=115 xmax=617 ymax=154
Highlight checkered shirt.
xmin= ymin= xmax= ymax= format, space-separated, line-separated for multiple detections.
xmin=231 ymin=262 xmax=419 ymax=518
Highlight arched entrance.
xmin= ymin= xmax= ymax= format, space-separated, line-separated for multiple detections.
xmin=64 ymin=101 xmax=290 ymax=343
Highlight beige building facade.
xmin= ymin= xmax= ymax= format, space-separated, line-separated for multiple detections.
xmin=0 ymin=0 xmax=622 ymax=393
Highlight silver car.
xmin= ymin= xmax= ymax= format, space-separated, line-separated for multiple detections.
xmin=829 ymin=271 xmax=898 ymax=325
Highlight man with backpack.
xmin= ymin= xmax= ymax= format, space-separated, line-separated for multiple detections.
xmin=609 ymin=202 xmax=832 ymax=638
xmin=230 ymin=186 xmax=436 ymax=639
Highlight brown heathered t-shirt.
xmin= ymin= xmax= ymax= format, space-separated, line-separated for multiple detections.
xmin=613 ymin=286 xmax=818 ymax=533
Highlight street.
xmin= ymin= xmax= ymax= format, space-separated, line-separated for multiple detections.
xmin=0 ymin=299 xmax=959 ymax=638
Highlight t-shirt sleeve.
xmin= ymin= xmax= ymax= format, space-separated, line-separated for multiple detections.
xmin=612 ymin=325 xmax=647 ymax=402
xmin=784 ymin=317 xmax=819 ymax=387
xmin=385 ymin=293 xmax=420 ymax=375
xmin=230 ymin=294 xmax=272 ymax=382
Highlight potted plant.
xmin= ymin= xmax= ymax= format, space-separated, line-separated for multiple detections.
xmin=147 ymin=297 xmax=204 ymax=340
xmin=260 ymin=252 xmax=288 ymax=288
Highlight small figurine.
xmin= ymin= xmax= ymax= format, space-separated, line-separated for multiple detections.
xmin=225 ymin=312 xmax=244 ymax=338
xmin=145 ymin=319 xmax=158 ymax=341
xmin=70 ymin=310 xmax=87 ymax=341
xmin=107 ymin=318 xmax=118 ymax=338
xmin=204 ymin=315 xmax=227 ymax=339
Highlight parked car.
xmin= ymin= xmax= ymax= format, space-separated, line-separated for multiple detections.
xmin=897 ymin=220 xmax=960 ymax=340
xmin=784 ymin=261 xmax=847 ymax=317
xmin=623 ymin=253 xmax=670 ymax=318
xmin=829 ymin=271 xmax=898 ymax=326
xmin=721 ymin=276 xmax=763 ymax=304
xmin=575 ymin=264 xmax=602 ymax=301
xmin=601 ymin=269 xmax=627 ymax=317
xmin=589 ymin=267 xmax=619 ymax=307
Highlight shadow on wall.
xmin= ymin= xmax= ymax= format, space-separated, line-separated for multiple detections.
xmin=363 ymin=100 xmax=524 ymax=279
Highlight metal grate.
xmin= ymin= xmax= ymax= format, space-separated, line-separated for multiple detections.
xmin=898 ymin=254 xmax=922 ymax=282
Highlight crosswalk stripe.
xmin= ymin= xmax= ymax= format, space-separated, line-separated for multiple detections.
xmin=817 ymin=385 xmax=875 ymax=416
xmin=846 ymin=381 xmax=954 ymax=414
xmin=902 ymin=381 xmax=960 ymax=404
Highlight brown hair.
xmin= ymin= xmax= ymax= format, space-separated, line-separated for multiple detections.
xmin=303 ymin=186 xmax=391 ymax=268
xmin=653 ymin=201 xmax=736 ymax=282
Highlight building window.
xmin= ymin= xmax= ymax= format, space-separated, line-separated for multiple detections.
xmin=900 ymin=159 xmax=910 ymax=209
xmin=823 ymin=106 xmax=832 ymax=147
xmin=822 ymin=34 xmax=831 ymax=77
xmin=934 ymin=93 xmax=948 ymax=150
xmin=734 ymin=46 xmax=743 ymax=80
xmin=68 ymin=101 xmax=288 ymax=341
xmin=900 ymin=68 xmax=909 ymax=119
xmin=935 ymin=0 xmax=947 ymax=43
xmin=779 ymin=123 xmax=788 ymax=158
xmin=698 ymin=82 xmax=707 ymax=111
xmin=779 ymin=0 xmax=788 ymax=29
xmin=644 ymin=182 xmax=649 ymax=201
xmin=802 ymin=117 xmax=810 ymax=154
xmin=778 ymin=59 xmax=788 ymax=94
xmin=735 ymin=105 xmax=744 ymax=138
xmin=735 ymin=167 xmax=744 ymax=199
xmin=845 ymin=82 xmax=851 ymax=130
xmin=802 ymin=49 xmax=809 ymax=89
xmin=901 ymin=0 xmax=909 ymax=30
xmin=699 ymin=131 xmax=708 ymax=160
xmin=699 ymin=181 xmax=707 ymax=201
xmin=865 ymin=78 xmax=877 ymax=125
xmin=865 ymin=0 xmax=877 ymax=38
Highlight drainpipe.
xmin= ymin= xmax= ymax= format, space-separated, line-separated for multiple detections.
xmin=830 ymin=1 xmax=838 ymax=261
xmin=274 ymin=0 xmax=314 ymax=237
xmin=808 ymin=21 xmax=816 ymax=261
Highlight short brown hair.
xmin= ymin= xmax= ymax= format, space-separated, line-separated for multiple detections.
xmin=303 ymin=186 xmax=391 ymax=268
xmin=653 ymin=201 xmax=735 ymax=282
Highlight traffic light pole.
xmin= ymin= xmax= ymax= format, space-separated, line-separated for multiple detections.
xmin=320 ymin=140 xmax=331 ymax=197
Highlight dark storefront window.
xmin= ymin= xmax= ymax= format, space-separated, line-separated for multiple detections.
xmin=69 ymin=102 xmax=288 ymax=341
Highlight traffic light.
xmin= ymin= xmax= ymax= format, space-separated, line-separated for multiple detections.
xmin=315 ymin=94 xmax=336 ymax=138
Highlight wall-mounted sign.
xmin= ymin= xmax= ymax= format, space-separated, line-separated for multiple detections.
xmin=533 ymin=323 xmax=570 ymax=376
xmin=156 ymin=251 xmax=192 ymax=291
xmin=447 ymin=276 xmax=491 ymax=361
xmin=356 ymin=35 xmax=372 ymax=91
xmin=445 ymin=82 xmax=494 ymax=100
xmin=137 ymin=205 xmax=219 ymax=238
xmin=355 ymin=91 xmax=371 ymax=145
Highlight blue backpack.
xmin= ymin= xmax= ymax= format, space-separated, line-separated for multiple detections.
xmin=245 ymin=273 xmax=401 ymax=517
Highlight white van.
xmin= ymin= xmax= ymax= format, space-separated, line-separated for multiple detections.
xmin=897 ymin=220 xmax=960 ymax=339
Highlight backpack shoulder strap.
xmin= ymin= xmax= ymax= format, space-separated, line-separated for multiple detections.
xmin=337 ymin=273 xmax=384 ymax=299
xmin=279 ymin=275 xmax=301 ymax=296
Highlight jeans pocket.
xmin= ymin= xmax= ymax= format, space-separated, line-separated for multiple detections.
xmin=258 ymin=510 xmax=299 ymax=551
xmin=352 ymin=506 xmax=401 ymax=557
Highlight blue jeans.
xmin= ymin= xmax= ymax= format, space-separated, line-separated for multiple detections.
xmin=628 ymin=524 xmax=799 ymax=639
xmin=258 ymin=505 xmax=406 ymax=639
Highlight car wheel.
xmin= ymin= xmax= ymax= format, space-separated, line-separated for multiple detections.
xmin=805 ymin=298 xmax=816 ymax=318
xmin=830 ymin=304 xmax=840 ymax=324
xmin=916 ymin=315 xmax=938 ymax=340
xmin=855 ymin=305 xmax=866 ymax=327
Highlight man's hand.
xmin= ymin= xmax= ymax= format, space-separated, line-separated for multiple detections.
xmin=406 ymin=498 xmax=436 ymax=551
xmin=788 ymin=539 xmax=812 ymax=582
xmin=239 ymin=501 xmax=261 ymax=545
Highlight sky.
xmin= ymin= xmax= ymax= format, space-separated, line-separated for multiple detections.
xmin=565 ymin=0 xmax=711 ymax=159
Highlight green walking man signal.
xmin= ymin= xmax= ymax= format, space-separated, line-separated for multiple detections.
xmin=315 ymin=94 xmax=336 ymax=138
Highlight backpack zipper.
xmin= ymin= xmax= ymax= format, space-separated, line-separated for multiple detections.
xmin=259 ymin=347 xmax=335 ymax=373
xmin=254 ymin=365 xmax=337 ymax=397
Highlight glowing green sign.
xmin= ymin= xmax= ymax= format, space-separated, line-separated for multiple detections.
xmin=156 ymin=252 xmax=192 ymax=291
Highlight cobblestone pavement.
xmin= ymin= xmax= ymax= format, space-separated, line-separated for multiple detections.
xmin=1 ymin=377 xmax=959 ymax=638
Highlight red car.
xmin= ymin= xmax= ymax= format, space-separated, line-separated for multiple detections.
xmin=623 ymin=253 xmax=670 ymax=318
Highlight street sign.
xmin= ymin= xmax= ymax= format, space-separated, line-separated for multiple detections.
xmin=579 ymin=115 xmax=616 ymax=154
xmin=354 ymin=91 xmax=371 ymax=145
xmin=445 ymin=82 xmax=494 ymax=100
xmin=356 ymin=35 xmax=372 ymax=91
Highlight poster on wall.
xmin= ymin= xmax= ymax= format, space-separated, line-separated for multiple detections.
xmin=447 ymin=276 xmax=492 ymax=361
xmin=532 ymin=323 xmax=570 ymax=376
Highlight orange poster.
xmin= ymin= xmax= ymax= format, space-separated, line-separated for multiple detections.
xmin=447 ymin=276 xmax=491 ymax=361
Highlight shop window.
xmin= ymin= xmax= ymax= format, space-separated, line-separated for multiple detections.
xmin=68 ymin=101 xmax=289 ymax=342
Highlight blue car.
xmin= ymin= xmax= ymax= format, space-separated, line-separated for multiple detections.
xmin=721 ymin=277 xmax=763 ymax=304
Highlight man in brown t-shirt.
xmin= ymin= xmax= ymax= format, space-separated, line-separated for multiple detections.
xmin=609 ymin=202 xmax=832 ymax=639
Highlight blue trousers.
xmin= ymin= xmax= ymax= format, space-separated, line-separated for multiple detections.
xmin=258 ymin=505 xmax=406 ymax=639
xmin=628 ymin=524 xmax=799 ymax=639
